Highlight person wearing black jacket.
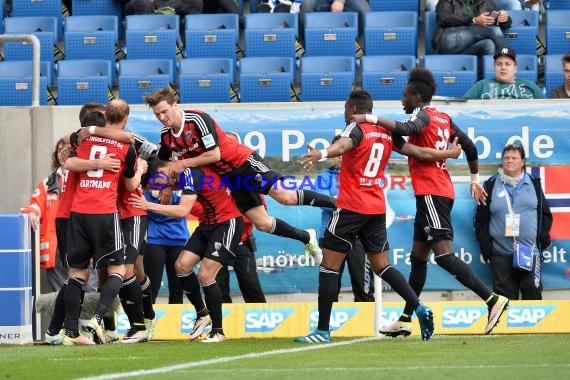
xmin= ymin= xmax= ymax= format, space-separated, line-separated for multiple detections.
xmin=434 ymin=0 xmax=512 ymax=79
xmin=474 ymin=144 xmax=552 ymax=300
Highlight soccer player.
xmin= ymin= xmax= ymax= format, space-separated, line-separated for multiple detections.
xmin=102 ymin=99 xmax=157 ymax=343
xmin=129 ymin=157 xmax=244 ymax=343
xmin=351 ymin=68 xmax=510 ymax=337
xmin=143 ymin=88 xmax=334 ymax=263
xmin=295 ymin=89 xmax=462 ymax=343
xmin=61 ymin=100 xmax=143 ymax=345
xmin=44 ymin=105 xmax=131 ymax=345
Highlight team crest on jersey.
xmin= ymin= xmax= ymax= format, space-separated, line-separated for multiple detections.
xmin=214 ymin=242 xmax=222 ymax=250
xmin=185 ymin=131 xmax=194 ymax=140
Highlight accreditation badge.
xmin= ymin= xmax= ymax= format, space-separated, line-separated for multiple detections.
xmin=505 ymin=213 xmax=520 ymax=237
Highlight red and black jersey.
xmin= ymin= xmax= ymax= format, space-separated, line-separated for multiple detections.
xmin=405 ymin=107 xmax=455 ymax=199
xmin=117 ymin=183 xmax=147 ymax=219
xmin=56 ymin=169 xmax=77 ymax=219
xmin=180 ymin=165 xmax=241 ymax=225
xmin=157 ymin=109 xmax=252 ymax=175
xmin=71 ymin=135 xmax=137 ymax=214
xmin=336 ymin=122 xmax=394 ymax=214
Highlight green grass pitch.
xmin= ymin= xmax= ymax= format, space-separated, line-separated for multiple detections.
xmin=1 ymin=334 xmax=568 ymax=380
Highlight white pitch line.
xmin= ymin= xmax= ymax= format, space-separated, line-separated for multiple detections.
xmin=75 ymin=337 xmax=378 ymax=380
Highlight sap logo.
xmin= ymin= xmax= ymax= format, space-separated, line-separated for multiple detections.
xmin=381 ymin=307 xmax=404 ymax=325
xmin=181 ymin=309 xmax=230 ymax=334
xmin=507 ymin=305 xmax=556 ymax=327
xmin=442 ymin=306 xmax=487 ymax=328
xmin=245 ymin=308 xmax=294 ymax=332
xmin=117 ymin=310 xmax=167 ymax=334
xmin=309 ymin=307 xmax=359 ymax=331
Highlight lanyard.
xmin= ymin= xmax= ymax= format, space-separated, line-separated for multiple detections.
xmin=501 ymin=172 xmax=525 ymax=207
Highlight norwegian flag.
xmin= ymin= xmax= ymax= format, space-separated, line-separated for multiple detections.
xmin=530 ymin=166 xmax=570 ymax=240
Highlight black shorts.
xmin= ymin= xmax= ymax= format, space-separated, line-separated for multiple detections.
xmin=121 ymin=215 xmax=148 ymax=264
xmin=184 ymin=216 xmax=244 ymax=266
xmin=227 ymin=152 xmax=283 ymax=214
xmin=322 ymin=208 xmax=389 ymax=254
xmin=55 ymin=217 xmax=68 ymax=267
xmin=67 ymin=212 xmax=126 ymax=269
xmin=414 ymin=195 xmax=454 ymax=244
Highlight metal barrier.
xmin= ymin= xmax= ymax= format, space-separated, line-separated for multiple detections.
xmin=0 ymin=34 xmax=42 ymax=106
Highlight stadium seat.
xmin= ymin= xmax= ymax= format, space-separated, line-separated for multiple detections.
xmin=300 ymin=56 xmax=355 ymax=101
xmin=245 ymin=13 xmax=299 ymax=58
xmin=0 ymin=60 xmax=52 ymax=87
xmin=369 ymin=0 xmax=419 ymax=12
xmin=304 ymin=12 xmax=358 ymax=57
xmin=0 ymin=61 xmax=48 ymax=105
xmin=118 ymin=59 xmax=174 ymax=104
xmin=125 ymin=14 xmax=180 ymax=78
xmin=546 ymin=10 xmax=570 ymax=55
xmin=548 ymin=0 xmax=570 ymax=10
xmin=239 ymin=57 xmax=295 ymax=103
xmin=71 ymin=0 xmax=123 ymax=36
xmin=11 ymin=0 xmax=62 ymax=40
xmin=544 ymin=54 xmax=564 ymax=96
xmin=71 ymin=0 xmax=122 ymax=16
xmin=64 ymin=15 xmax=119 ymax=84
xmin=57 ymin=60 xmax=112 ymax=105
xmin=424 ymin=11 xmax=437 ymax=55
xmin=364 ymin=12 xmax=418 ymax=56
xmin=184 ymin=14 xmax=239 ymax=59
xmin=503 ymin=10 xmax=539 ymax=55
xmin=361 ymin=55 xmax=417 ymax=100
xmin=483 ymin=54 xmax=538 ymax=83
xmin=178 ymin=58 xmax=235 ymax=103
xmin=424 ymin=55 xmax=477 ymax=98
xmin=3 ymin=17 xmax=58 ymax=85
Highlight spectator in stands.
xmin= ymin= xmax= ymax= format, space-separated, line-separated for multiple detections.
xmin=463 ymin=47 xmax=544 ymax=99
xmin=434 ymin=0 xmax=512 ymax=79
xmin=549 ymin=53 xmax=570 ymax=99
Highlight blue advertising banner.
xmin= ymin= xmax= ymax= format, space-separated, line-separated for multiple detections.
xmin=128 ymin=101 xmax=570 ymax=294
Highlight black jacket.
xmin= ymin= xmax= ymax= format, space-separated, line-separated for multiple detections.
xmin=474 ymin=173 xmax=552 ymax=262
xmin=433 ymin=0 xmax=512 ymax=52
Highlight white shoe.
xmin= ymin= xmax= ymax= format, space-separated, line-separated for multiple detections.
xmin=45 ymin=329 xmax=64 ymax=345
xmin=145 ymin=317 xmax=158 ymax=341
xmin=121 ymin=328 xmax=150 ymax=344
xmin=189 ymin=315 xmax=212 ymax=340
xmin=304 ymin=228 xmax=322 ymax=264
xmin=82 ymin=317 xmax=106 ymax=344
xmin=379 ymin=320 xmax=412 ymax=337
xmin=202 ymin=331 xmax=226 ymax=343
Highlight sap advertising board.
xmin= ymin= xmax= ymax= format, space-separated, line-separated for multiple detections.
xmin=129 ymin=102 xmax=570 ymax=294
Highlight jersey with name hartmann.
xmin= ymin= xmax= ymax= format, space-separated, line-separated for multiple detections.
xmin=158 ymin=109 xmax=252 ymax=175
xmin=180 ymin=165 xmax=241 ymax=225
xmin=407 ymin=106 xmax=454 ymax=199
xmin=336 ymin=122 xmax=394 ymax=215
xmin=71 ymin=135 xmax=137 ymax=214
